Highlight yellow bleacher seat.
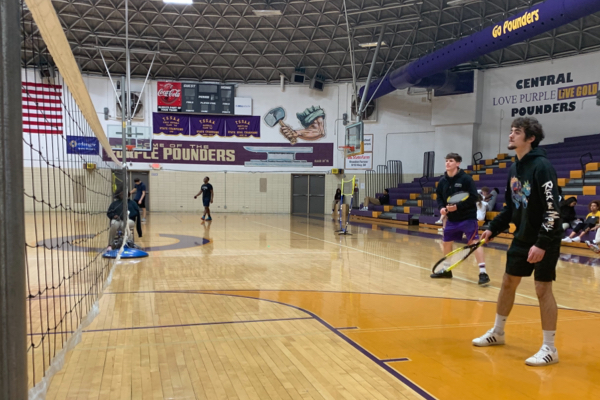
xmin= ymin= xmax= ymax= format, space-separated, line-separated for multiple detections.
xmin=570 ymin=170 xmax=583 ymax=179
xmin=583 ymin=186 xmax=596 ymax=196
xmin=473 ymin=175 xmax=480 ymax=181
xmin=557 ymin=178 xmax=570 ymax=187
xmin=586 ymin=163 xmax=600 ymax=172
xmin=486 ymin=169 xmax=493 ymax=174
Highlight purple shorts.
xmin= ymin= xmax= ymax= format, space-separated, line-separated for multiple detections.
xmin=443 ymin=220 xmax=480 ymax=243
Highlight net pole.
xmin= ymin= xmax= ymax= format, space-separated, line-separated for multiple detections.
xmin=121 ymin=76 xmax=128 ymax=223
xmin=0 ymin=0 xmax=28 ymax=396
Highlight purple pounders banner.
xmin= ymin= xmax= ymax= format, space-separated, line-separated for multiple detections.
xmin=225 ymin=116 xmax=260 ymax=138
xmin=103 ymin=140 xmax=333 ymax=166
xmin=153 ymin=113 xmax=190 ymax=136
xmin=190 ymin=116 xmax=226 ymax=137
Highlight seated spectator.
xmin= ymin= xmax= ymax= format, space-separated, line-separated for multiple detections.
xmin=562 ymin=200 xmax=600 ymax=243
xmin=480 ymin=186 xmax=498 ymax=212
xmin=559 ymin=197 xmax=578 ymax=231
xmin=361 ymin=189 xmax=390 ymax=210
xmin=106 ymin=192 xmax=141 ymax=250
xmin=476 ymin=194 xmax=488 ymax=221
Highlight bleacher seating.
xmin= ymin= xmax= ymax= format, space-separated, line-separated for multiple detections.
xmin=351 ymin=132 xmax=600 ymax=248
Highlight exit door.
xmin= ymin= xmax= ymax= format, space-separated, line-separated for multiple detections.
xmin=291 ymin=175 xmax=325 ymax=214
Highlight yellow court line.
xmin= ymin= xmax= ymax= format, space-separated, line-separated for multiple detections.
xmin=254 ymin=221 xmax=573 ymax=309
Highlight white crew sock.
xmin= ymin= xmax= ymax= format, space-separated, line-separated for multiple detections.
xmin=479 ymin=263 xmax=487 ymax=274
xmin=543 ymin=330 xmax=556 ymax=351
xmin=493 ymin=314 xmax=507 ymax=335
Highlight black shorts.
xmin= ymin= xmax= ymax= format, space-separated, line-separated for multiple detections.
xmin=203 ymin=197 xmax=211 ymax=207
xmin=137 ymin=197 xmax=146 ymax=208
xmin=506 ymin=240 xmax=560 ymax=282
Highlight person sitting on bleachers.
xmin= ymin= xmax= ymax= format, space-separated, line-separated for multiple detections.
xmin=476 ymin=194 xmax=488 ymax=222
xmin=480 ymin=186 xmax=498 ymax=212
xmin=361 ymin=189 xmax=390 ymax=210
xmin=562 ymin=200 xmax=600 ymax=243
xmin=559 ymin=197 xmax=579 ymax=231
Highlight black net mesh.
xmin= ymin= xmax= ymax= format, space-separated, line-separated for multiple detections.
xmin=21 ymin=2 xmax=118 ymax=390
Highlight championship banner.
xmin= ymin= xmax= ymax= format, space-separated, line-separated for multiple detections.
xmin=225 ymin=116 xmax=260 ymax=138
xmin=103 ymin=140 xmax=333 ymax=167
xmin=190 ymin=116 xmax=226 ymax=137
xmin=157 ymin=82 xmax=182 ymax=112
xmin=153 ymin=113 xmax=190 ymax=136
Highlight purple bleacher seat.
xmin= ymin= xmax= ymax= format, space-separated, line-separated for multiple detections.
xmin=419 ymin=215 xmax=441 ymax=225
xmin=352 ymin=210 xmax=373 ymax=218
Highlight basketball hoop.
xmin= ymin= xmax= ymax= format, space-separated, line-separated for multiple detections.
xmin=339 ymin=146 xmax=355 ymax=152
xmin=125 ymin=145 xmax=135 ymax=152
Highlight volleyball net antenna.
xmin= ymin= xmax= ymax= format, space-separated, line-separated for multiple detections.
xmin=3 ymin=0 xmax=128 ymax=397
xmin=337 ymin=175 xmax=356 ymax=235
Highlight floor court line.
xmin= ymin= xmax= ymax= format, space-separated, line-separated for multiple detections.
xmin=253 ymin=220 xmax=572 ymax=308
xmin=82 ymin=316 xmax=314 ymax=333
xmin=100 ymin=289 xmax=438 ymax=399
xmin=105 ymin=288 xmax=600 ymax=315
xmin=193 ymin=291 xmax=439 ymax=400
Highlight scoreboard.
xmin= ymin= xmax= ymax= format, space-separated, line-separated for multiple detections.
xmin=157 ymin=81 xmax=235 ymax=114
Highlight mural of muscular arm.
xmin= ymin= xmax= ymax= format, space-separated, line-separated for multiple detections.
xmin=279 ymin=116 xmax=325 ymax=142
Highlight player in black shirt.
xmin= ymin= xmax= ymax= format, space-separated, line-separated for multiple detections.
xmin=194 ymin=176 xmax=214 ymax=221
xmin=473 ymin=117 xmax=562 ymax=366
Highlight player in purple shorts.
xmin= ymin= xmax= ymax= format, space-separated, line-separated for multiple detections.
xmin=431 ymin=153 xmax=490 ymax=285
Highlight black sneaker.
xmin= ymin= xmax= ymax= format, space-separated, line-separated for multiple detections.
xmin=430 ymin=270 xmax=453 ymax=279
xmin=478 ymin=272 xmax=490 ymax=285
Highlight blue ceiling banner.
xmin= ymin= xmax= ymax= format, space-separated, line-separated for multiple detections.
xmin=67 ymin=135 xmax=99 ymax=155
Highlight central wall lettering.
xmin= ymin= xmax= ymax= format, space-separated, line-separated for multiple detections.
xmin=491 ymin=72 xmax=598 ymax=117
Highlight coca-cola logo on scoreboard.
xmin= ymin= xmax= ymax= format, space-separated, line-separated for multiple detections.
xmin=157 ymin=82 xmax=182 ymax=112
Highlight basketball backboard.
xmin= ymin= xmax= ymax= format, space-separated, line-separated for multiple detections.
xmin=344 ymin=121 xmax=364 ymax=157
xmin=107 ymin=125 xmax=152 ymax=151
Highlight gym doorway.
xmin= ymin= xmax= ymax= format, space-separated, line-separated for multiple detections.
xmin=291 ymin=174 xmax=325 ymax=214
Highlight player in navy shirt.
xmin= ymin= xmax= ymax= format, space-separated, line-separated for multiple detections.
xmin=130 ymin=178 xmax=147 ymax=222
xmin=194 ymin=176 xmax=214 ymax=221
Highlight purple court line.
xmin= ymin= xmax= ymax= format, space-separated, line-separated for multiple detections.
xmin=381 ymin=358 xmax=411 ymax=363
xmin=139 ymin=290 xmax=438 ymax=400
xmin=82 ymin=316 xmax=313 ymax=333
xmin=336 ymin=327 xmax=359 ymax=330
xmin=28 ymin=330 xmax=75 ymax=337
xmin=104 ymin=289 xmax=600 ymax=315
xmin=28 ymin=317 xmax=313 ymax=335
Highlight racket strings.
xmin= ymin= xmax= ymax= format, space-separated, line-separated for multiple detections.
xmin=445 ymin=247 xmax=473 ymax=268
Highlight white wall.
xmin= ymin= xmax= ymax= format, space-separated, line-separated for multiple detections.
xmin=23 ymin=50 xmax=600 ymax=213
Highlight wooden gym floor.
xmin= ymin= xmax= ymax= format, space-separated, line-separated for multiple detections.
xmin=37 ymin=214 xmax=600 ymax=399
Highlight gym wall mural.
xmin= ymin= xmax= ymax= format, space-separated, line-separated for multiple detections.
xmin=104 ymin=105 xmax=333 ymax=168
xmin=263 ymin=105 xmax=326 ymax=144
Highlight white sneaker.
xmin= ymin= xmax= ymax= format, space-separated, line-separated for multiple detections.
xmin=472 ymin=328 xmax=505 ymax=347
xmin=586 ymin=241 xmax=600 ymax=253
xmin=561 ymin=237 xmax=572 ymax=242
xmin=438 ymin=228 xmax=444 ymax=232
xmin=435 ymin=219 xmax=443 ymax=225
xmin=572 ymin=237 xmax=581 ymax=243
xmin=525 ymin=345 xmax=559 ymax=366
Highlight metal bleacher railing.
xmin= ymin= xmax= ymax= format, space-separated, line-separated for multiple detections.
xmin=365 ymin=160 xmax=403 ymax=200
